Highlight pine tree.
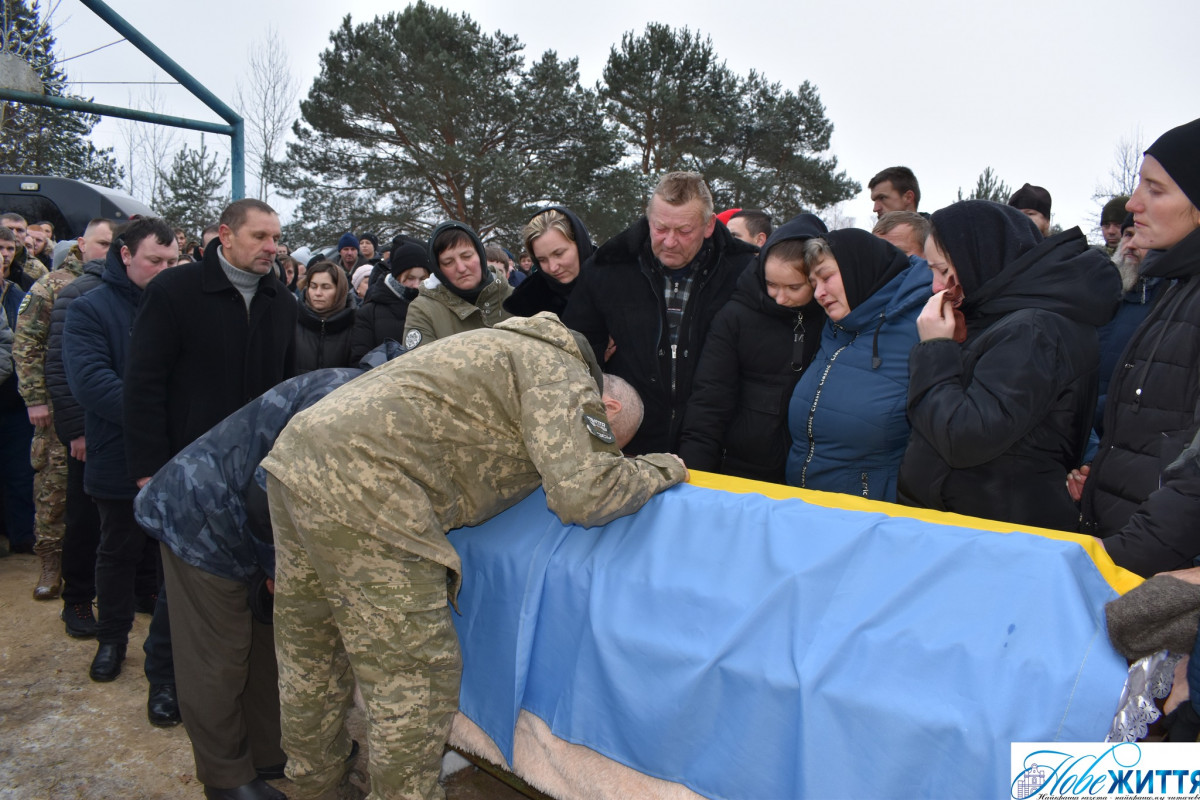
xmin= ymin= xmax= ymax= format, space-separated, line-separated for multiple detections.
xmin=154 ymin=136 xmax=229 ymax=235
xmin=600 ymin=24 xmax=858 ymax=216
xmin=284 ymin=2 xmax=630 ymax=244
xmin=956 ymin=167 xmax=1012 ymax=203
xmin=0 ymin=0 xmax=122 ymax=186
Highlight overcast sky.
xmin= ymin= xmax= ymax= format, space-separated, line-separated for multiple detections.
xmin=47 ymin=0 xmax=1199 ymax=241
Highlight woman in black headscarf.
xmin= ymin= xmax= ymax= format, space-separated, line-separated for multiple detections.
xmin=503 ymin=206 xmax=594 ymax=318
xmin=785 ymin=228 xmax=931 ymax=500
xmin=898 ymin=200 xmax=1120 ymax=530
xmin=1080 ymin=117 xmax=1200 ymax=574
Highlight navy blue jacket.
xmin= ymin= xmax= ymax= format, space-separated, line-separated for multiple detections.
xmin=47 ymin=260 xmax=104 ymax=445
xmin=786 ymin=258 xmax=931 ymax=501
xmin=0 ymin=281 xmax=25 ymax=413
xmin=62 ymin=247 xmax=143 ymax=499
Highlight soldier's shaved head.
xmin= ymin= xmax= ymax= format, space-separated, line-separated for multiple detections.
xmin=601 ymin=374 xmax=644 ymax=450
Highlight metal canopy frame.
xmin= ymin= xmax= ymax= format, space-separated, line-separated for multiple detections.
xmin=0 ymin=0 xmax=245 ymax=198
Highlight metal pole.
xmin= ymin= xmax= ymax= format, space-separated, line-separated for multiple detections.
xmin=76 ymin=0 xmax=246 ymax=198
xmin=0 ymin=88 xmax=233 ymax=136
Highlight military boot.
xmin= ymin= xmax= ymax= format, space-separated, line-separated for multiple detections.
xmin=33 ymin=550 xmax=62 ymax=600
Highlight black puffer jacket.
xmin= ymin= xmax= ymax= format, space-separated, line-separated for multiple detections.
xmin=677 ymin=215 xmax=827 ymax=482
xmin=349 ymin=274 xmax=417 ymax=363
xmin=294 ymin=295 xmax=356 ymax=374
xmin=1083 ymin=226 xmax=1200 ymax=573
xmin=899 ymin=208 xmax=1120 ymax=532
xmin=503 ymin=206 xmax=594 ymax=319
xmin=562 ymin=217 xmax=758 ymax=455
xmin=46 ymin=259 xmax=104 ymax=445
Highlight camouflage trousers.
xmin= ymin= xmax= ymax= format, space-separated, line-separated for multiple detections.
xmin=30 ymin=425 xmax=66 ymax=556
xmin=267 ymin=474 xmax=461 ymax=800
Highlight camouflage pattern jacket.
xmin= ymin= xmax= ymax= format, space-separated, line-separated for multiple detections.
xmin=135 ymin=366 xmax=367 ymax=582
xmin=133 ymin=342 xmax=402 ymax=582
xmin=261 ymin=312 xmax=688 ymax=599
xmin=13 ymin=253 xmax=84 ymax=409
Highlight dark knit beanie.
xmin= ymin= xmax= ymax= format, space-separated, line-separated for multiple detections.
xmin=1121 ymin=212 xmax=1135 ymax=234
xmin=1105 ymin=575 xmax=1200 ymax=661
xmin=1146 ymin=117 xmax=1200 ymax=210
xmin=358 ymin=233 xmax=379 ymax=249
xmin=337 ymin=232 xmax=359 ymax=251
xmin=1101 ymin=196 xmax=1130 ymax=226
xmin=1007 ymin=183 xmax=1051 ymax=218
xmin=389 ymin=240 xmax=431 ymax=279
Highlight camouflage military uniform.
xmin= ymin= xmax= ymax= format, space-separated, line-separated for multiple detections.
xmin=14 ymin=254 xmax=84 ymax=596
xmin=262 ymin=313 xmax=687 ymax=800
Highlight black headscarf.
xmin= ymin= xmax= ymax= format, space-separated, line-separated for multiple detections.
xmin=824 ymin=228 xmax=910 ymax=311
xmin=930 ymin=200 xmax=1042 ymax=300
xmin=427 ymin=221 xmax=493 ymax=303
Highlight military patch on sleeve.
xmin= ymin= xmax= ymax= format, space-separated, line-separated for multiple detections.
xmin=583 ymin=413 xmax=615 ymax=445
xmin=404 ymin=329 xmax=422 ymax=349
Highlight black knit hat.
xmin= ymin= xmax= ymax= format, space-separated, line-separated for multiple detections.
xmin=1145 ymin=117 xmax=1200 ymax=210
xmin=1007 ymin=183 xmax=1051 ymax=218
xmin=358 ymin=232 xmax=380 ymax=249
xmin=389 ymin=238 xmax=431 ymax=279
xmin=1121 ymin=212 xmax=1135 ymax=234
xmin=1101 ymin=196 xmax=1130 ymax=226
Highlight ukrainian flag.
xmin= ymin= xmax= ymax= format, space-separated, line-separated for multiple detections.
xmin=450 ymin=472 xmax=1136 ymax=800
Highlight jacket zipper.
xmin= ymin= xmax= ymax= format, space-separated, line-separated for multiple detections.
xmin=800 ymin=332 xmax=856 ymax=487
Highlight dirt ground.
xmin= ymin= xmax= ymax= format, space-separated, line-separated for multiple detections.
xmin=0 ymin=551 xmax=528 ymax=800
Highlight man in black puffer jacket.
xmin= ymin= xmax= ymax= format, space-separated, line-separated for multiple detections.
xmin=563 ymin=171 xmax=758 ymax=456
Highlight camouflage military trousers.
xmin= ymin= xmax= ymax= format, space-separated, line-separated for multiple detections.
xmin=30 ymin=425 xmax=66 ymax=555
xmin=267 ymin=475 xmax=461 ymax=800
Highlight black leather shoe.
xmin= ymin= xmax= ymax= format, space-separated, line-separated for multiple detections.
xmin=88 ymin=642 xmax=125 ymax=682
xmin=147 ymin=683 xmax=181 ymax=727
xmin=202 ymin=778 xmax=286 ymax=800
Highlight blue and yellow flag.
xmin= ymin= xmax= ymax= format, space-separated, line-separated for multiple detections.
xmin=450 ymin=473 xmax=1136 ymax=800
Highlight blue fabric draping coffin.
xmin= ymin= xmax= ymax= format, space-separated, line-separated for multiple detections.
xmin=448 ymin=483 xmax=1128 ymax=800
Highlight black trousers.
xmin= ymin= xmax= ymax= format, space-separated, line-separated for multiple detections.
xmin=60 ymin=455 xmax=100 ymax=605
xmin=93 ymin=497 xmax=160 ymax=643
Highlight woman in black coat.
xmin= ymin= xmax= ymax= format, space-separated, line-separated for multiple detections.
xmin=677 ymin=214 xmax=828 ymax=482
xmin=1079 ymin=117 xmax=1200 ymax=574
xmin=349 ymin=239 xmax=430 ymax=362
xmin=502 ymin=206 xmax=594 ymax=319
xmin=294 ymin=261 xmax=356 ymax=373
xmin=898 ymin=200 xmax=1120 ymax=531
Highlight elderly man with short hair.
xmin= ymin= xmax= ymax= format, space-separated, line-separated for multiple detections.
xmin=563 ymin=171 xmax=758 ymax=454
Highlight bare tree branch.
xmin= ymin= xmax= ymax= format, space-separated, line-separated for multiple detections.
xmin=234 ymin=26 xmax=299 ymax=201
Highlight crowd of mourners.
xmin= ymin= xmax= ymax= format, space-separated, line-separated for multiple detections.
xmin=0 ymin=115 xmax=1198 ymax=799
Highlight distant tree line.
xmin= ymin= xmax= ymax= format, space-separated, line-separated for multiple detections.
xmin=277 ymin=2 xmax=860 ymax=245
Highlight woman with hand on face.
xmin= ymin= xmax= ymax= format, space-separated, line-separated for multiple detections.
xmin=678 ymin=213 xmax=828 ymax=482
xmin=1080 ymin=118 xmax=1200 ymax=575
xmin=503 ymin=207 xmax=594 ymax=319
xmin=785 ymin=229 xmax=930 ymax=500
xmin=897 ymin=201 xmax=1119 ymax=531
xmin=294 ymin=260 xmax=357 ymax=373
xmin=402 ymin=221 xmax=513 ymax=350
